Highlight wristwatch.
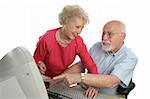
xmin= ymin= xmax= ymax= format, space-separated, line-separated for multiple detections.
xmin=80 ymin=68 xmax=88 ymax=82
xmin=80 ymin=73 xmax=85 ymax=82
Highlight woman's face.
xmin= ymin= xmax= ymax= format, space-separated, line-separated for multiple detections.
xmin=62 ymin=16 xmax=84 ymax=40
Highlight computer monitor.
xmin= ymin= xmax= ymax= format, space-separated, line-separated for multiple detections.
xmin=0 ymin=46 xmax=49 ymax=99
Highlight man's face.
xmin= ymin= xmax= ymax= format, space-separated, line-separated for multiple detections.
xmin=101 ymin=22 xmax=124 ymax=53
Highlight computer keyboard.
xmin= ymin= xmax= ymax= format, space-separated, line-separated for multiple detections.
xmin=47 ymin=90 xmax=72 ymax=99
xmin=47 ymin=83 xmax=103 ymax=99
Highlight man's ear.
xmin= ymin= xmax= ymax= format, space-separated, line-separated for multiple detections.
xmin=121 ymin=32 xmax=126 ymax=40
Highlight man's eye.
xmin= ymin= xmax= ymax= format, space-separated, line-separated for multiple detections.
xmin=107 ymin=31 xmax=112 ymax=35
xmin=76 ymin=26 xmax=80 ymax=29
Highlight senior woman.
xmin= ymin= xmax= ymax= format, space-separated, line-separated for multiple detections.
xmin=33 ymin=5 xmax=98 ymax=85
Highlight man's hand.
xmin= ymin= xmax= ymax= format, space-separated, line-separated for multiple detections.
xmin=84 ymin=86 xmax=98 ymax=99
xmin=37 ymin=61 xmax=47 ymax=74
xmin=53 ymin=73 xmax=81 ymax=87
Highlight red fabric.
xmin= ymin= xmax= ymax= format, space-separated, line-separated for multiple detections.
xmin=34 ymin=28 xmax=98 ymax=77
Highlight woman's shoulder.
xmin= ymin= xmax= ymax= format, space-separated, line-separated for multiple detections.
xmin=75 ymin=35 xmax=84 ymax=43
xmin=39 ymin=27 xmax=60 ymax=41
xmin=46 ymin=27 xmax=60 ymax=33
xmin=45 ymin=27 xmax=60 ymax=37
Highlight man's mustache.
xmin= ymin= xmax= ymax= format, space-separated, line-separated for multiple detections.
xmin=102 ymin=41 xmax=111 ymax=45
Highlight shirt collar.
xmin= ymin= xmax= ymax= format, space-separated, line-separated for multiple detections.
xmin=113 ymin=43 xmax=125 ymax=56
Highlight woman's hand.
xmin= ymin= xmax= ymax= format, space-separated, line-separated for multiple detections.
xmin=37 ymin=61 xmax=47 ymax=74
xmin=44 ymin=77 xmax=61 ymax=86
xmin=84 ymin=86 xmax=98 ymax=99
xmin=53 ymin=73 xmax=81 ymax=87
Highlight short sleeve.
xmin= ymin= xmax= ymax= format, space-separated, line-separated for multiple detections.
xmin=111 ymin=56 xmax=138 ymax=87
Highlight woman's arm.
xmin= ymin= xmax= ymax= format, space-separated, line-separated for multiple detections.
xmin=63 ymin=63 xmax=82 ymax=73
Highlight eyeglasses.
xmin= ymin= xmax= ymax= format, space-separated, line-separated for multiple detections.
xmin=102 ymin=31 xmax=123 ymax=38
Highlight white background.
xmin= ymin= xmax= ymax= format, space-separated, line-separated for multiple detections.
xmin=0 ymin=0 xmax=150 ymax=98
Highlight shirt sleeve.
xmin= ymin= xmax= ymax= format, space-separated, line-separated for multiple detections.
xmin=75 ymin=36 xmax=98 ymax=74
xmin=33 ymin=36 xmax=47 ymax=64
xmin=111 ymin=55 xmax=138 ymax=87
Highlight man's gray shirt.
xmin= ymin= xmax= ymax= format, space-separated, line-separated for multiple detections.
xmin=89 ymin=42 xmax=138 ymax=95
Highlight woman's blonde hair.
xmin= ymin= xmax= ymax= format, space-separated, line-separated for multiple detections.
xmin=59 ymin=5 xmax=89 ymax=25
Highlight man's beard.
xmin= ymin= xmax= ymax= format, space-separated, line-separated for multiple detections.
xmin=102 ymin=40 xmax=112 ymax=52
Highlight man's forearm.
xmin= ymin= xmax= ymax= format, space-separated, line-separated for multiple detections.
xmin=82 ymin=74 xmax=121 ymax=88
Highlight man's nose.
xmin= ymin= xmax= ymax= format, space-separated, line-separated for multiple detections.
xmin=102 ymin=33 xmax=109 ymax=40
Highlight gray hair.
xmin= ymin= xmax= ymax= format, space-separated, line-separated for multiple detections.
xmin=105 ymin=20 xmax=126 ymax=33
xmin=59 ymin=5 xmax=89 ymax=25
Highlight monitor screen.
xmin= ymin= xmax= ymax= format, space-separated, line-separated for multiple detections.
xmin=0 ymin=47 xmax=48 ymax=99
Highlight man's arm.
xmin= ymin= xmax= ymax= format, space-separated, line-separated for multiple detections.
xmin=53 ymin=73 xmax=121 ymax=88
xmin=82 ymin=74 xmax=121 ymax=88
